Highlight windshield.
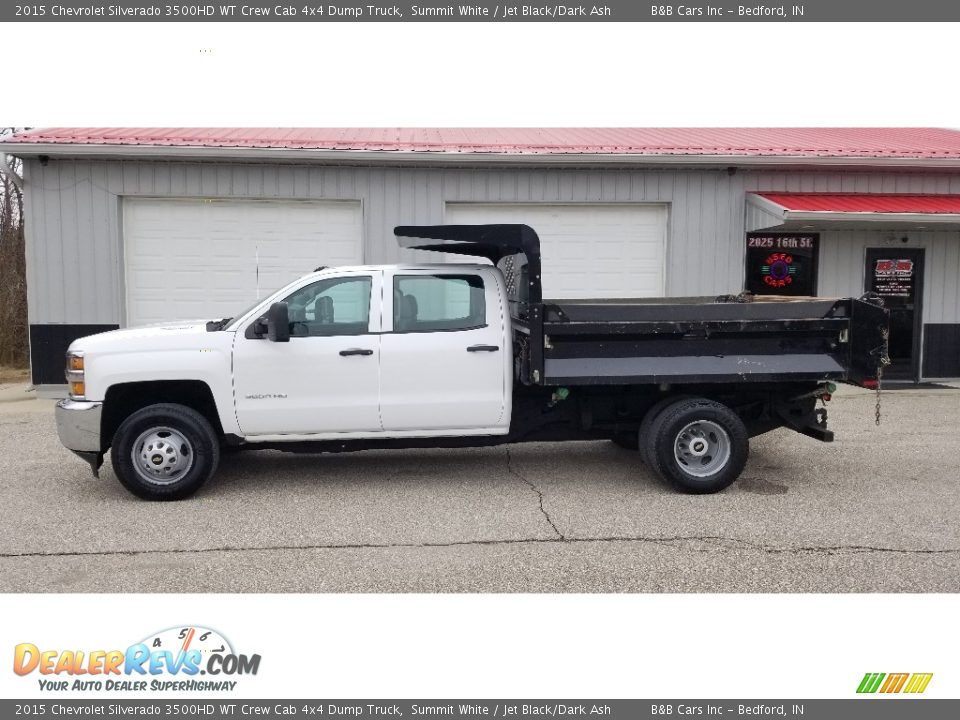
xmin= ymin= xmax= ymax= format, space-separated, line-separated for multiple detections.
xmin=220 ymin=269 xmax=344 ymax=331
xmin=221 ymin=296 xmax=273 ymax=331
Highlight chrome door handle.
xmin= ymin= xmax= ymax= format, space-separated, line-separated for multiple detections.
xmin=466 ymin=344 xmax=499 ymax=352
xmin=339 ymin=348 xmax=374 ymax=356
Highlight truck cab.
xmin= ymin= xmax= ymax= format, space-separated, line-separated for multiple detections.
xmin=230 ymin=264 xmax=512 ymax=438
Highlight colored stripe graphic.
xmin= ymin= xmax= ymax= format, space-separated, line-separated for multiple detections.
xmin=880 ymin=673 xmax=909 ymax=693
xmin=904 ymin=673 xmax=934 ymax=694
xmin=857 ymin=673 xmax=885 ymax=693
xmin=857 ymin=672 xmax=932 ymax=694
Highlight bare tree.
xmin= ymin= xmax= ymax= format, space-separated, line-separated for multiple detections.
xmin=0 ymin=127 xmax=27 ymax=368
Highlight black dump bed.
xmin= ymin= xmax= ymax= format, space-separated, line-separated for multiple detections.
xmin=538 ymin=295 xmax=886 ymax=387
xmin=394 ymin=224 xmax=889 ymax=388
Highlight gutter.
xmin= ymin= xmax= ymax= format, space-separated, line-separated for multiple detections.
xmin=783 ymin=210 xmax=960 ymax=225
xmin=3 ymin=142 xmax=960 ymax=170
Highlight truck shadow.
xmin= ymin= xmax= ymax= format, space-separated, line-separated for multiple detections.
xmin=208 ymin=445 xmax=520 ymax=495
xmin=206 ymin=441 xmax=696 ymax=498
xmin=735 ymin=475 xmax=789 ymax=495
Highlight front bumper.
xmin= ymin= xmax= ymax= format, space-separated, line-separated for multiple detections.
xmin=56 ymin=399 xmax=105 ymax=476
xmin=55 ymin=398 xmax=103 ymax=452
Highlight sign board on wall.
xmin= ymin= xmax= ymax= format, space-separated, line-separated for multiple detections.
xmin=745 ymin=233 xmax=819 ymax=296
xmin=869 ymin=257 xmax=916 ymax=299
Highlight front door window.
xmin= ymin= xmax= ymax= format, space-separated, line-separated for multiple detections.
xmin=284 ymin=276 xmax=372 ymax=337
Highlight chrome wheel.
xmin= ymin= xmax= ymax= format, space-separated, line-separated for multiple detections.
xmin=131 ymin=426 xmax=194 ymax=486
xmin=673 ymin=420 xmax=731 ymax=478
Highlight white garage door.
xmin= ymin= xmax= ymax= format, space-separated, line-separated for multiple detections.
xmin=123 ymin=198 xmax=363 ymax=326
xmin=445 ymin=203 xmax=667 ymax=299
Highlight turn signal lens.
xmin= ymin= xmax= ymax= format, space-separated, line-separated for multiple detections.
xmin=70 ymin=381 xmax=85 ymax=397
xmin=68 ymin=355 xmax=84 ymax=371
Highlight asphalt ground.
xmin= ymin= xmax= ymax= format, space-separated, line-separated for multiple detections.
xmin=1 ymin=382 xmax=958 ymax=592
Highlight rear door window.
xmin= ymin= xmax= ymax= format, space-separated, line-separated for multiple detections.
xmin=393 ymin=275 xmax=486 ymax=332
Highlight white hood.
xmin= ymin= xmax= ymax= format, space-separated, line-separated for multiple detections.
xmin=69 ymin=320 xmax=230 ymax=353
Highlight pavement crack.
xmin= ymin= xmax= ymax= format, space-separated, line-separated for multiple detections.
xmin=610 ymin=535 xmax=960 ymax=557
xmin=3 ymin=536 xmax=958 ymax=561
xmin=505 ymin=447 xmax=564 ymax=540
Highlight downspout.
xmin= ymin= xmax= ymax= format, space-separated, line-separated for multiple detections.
xmin=0 ymin=153 xmax=23 ymax=191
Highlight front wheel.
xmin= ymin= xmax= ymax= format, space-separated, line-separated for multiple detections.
xmin=110 ymin=403 xmax=220 ymax=500
xmin=644 ymin=398 xmax=748 ymax=494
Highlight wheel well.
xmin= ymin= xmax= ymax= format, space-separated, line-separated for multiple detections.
xmin=101 ymin=380 xmax=224 ymax=449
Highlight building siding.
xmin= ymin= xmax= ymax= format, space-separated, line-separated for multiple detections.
xmin=22 ymin=159 xmax=960 ymax=336
xmin=818 ymin=229 xmax=960 ymax=325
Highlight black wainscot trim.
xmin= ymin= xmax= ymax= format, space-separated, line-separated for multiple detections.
xmin=29 ymin=324 xmax=120 ymax=385
xmin=922 ymin=324 xmax=960 ymax=379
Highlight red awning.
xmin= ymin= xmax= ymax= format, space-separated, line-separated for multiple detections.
xmin=748 ymin=192 xmax=960 ymax=229
xmin=754 ymin=193 xmax=960 ymax=214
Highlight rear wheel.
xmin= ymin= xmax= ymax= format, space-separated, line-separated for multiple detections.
xmin=638 ymin=395 xmax=691 ymax=468
xmin=644 ymin=398 xmax=748 ymax=494
xmin=111 ymin=403 xmax=220 ymax=500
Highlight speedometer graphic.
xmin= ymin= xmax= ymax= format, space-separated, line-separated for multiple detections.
xmin=139 ymin=626 xmax=234 ymax=658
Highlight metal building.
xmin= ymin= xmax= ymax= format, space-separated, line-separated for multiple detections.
xmin=3 ymin=128 xmax=960 ymax=389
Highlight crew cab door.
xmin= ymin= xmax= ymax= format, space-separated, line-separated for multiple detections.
xmin=379 ymin=269 xmax=510 ymax=432
xmin=233 ymin=271 xmax=383 ymax=436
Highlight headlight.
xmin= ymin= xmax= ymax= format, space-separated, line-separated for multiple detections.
xmin=65 ymin=351 xmax=85 ymax=399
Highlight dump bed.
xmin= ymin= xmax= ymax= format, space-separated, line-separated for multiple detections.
xmin=536 ymin=295 xmax=887 ymax=387
xmin=394 ymin=224 xmax=889 ymax=389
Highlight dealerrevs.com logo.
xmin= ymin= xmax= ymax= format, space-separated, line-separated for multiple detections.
xmin=13 ymin=626 xmax=261 ymax=692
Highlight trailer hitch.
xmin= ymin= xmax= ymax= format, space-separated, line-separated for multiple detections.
xmin=775 ymin=392 xmax=834 ymax=442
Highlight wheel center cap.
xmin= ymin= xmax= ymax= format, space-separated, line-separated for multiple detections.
xmin=690 ymin=440 xmax=707 ymax=456
xmin=151 ymin=454 xmax=164 ymax=465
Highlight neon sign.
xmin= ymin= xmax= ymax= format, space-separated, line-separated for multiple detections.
xmin=760 ymin=252 xmax=798 ymax=288
xmin=746 ymin=233 xmax=819 ymax=296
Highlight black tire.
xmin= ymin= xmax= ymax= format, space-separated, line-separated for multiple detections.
xmin=645 ymin=398 xmax=748 ymax=494
xmin=610 ymin=432 xmax=639 ymax=450
xmin=110 ymin=403 xmax=220 ymax=500
xmin=638 ymin=395 xmax=692 ymax=469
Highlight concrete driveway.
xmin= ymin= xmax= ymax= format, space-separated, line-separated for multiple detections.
xmin=1 ymin=382 xmax=958 ymax=592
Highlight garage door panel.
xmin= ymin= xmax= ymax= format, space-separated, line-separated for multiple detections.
xmin=124 ymin=198 xmax=362 ymax=326
xmin=445 ymin=203 xmax=666 ymax=299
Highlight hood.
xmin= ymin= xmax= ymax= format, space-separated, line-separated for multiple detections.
xmin=68 ymin=320 xmax=229 ymax=352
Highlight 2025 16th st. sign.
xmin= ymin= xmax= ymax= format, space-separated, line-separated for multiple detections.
xmin=745 ymin=232 xmax=820 ymax=297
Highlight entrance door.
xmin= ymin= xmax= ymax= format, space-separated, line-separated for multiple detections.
xmin=864 ymin=248 xmax=924 ymax=382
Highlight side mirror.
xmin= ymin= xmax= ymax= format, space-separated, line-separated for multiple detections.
xmin=266 ymin=301 xmax=290 ymax=342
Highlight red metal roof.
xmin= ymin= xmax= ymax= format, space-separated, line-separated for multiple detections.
xmin=756 ymin=193 xmax=960 ymax=214
xmin=9 ymin=128 xmax=960 ymax=159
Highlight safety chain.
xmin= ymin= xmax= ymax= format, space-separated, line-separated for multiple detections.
xmin=875 ymin=326 xmax=891 ymax=426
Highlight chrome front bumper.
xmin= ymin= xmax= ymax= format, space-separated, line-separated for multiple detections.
xmin=55 ymin=398 xmax=103 ymax=453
